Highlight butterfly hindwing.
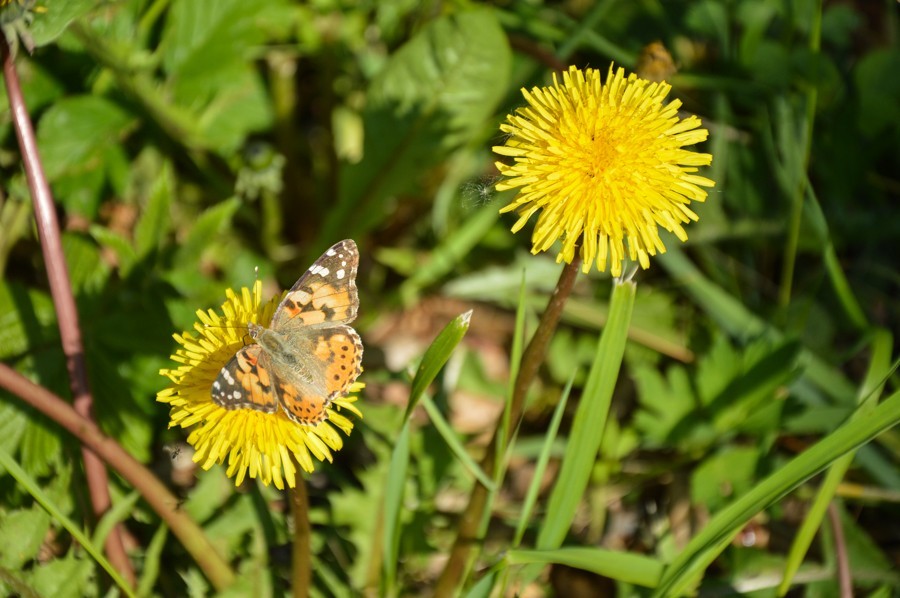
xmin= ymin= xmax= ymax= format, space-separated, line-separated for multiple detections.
xmin=272 ymin=239 xmax=359 ymax=330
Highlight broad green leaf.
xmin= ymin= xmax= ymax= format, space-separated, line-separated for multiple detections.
xmin=0 ymin=449 xmax=135 ymax=597
xmin=35 ymin=95 xmax=133 ymax=180
xmin=29 ymin=0 xmax=97 ymax=47
xmin=134 ymin=163 xmax=174 ymax=260
xmin=324 ymin=8 xmax=511 ymax=245
xmin=0 ymin=507 xmax=51 ymax=570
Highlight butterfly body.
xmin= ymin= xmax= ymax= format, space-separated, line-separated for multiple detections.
xmin=211 ymin=240 xmax=363 ymax=426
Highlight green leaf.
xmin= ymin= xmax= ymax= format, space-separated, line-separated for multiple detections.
xmin=778 ymin=330 xmax=894 ymax=595
xmin=405 ymin=310 xmax=473 ymax=421
xmin=507 ymin=548 xmax=663 ymax=588
xmin=512 ymin=373 xmax=573 ymax=547
xmin=420 ymin=395 xmax=493 ymax=490
xmin=382 ymin=421 xmax=410 ymax=595
xmin=134 ymin=162 xmax=174 ymax=260
xmin=0 ymin=507 xmax=51 ymax=570
xmin=324 ymin=8 xmax=511 ymax=245
xmin=35 ymin=96 xmax=135 ymax=217
xmin=0 ymin=449 xmax=135 ymax=597
xmin=29 ymin=0 xmax=97 ymax=47
xmin=161 ymin=0 xmax=270 ymax=102
xmin=655 ymin=386 xmax=900 ymax=596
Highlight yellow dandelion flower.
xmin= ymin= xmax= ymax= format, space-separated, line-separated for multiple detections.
xmin=157 ymin=281 xmax=362 ymax=490
xmin=494 ymin=64 xmax=715 ymax=277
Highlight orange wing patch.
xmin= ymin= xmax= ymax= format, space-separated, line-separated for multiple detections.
xmin=212 ymin=345 xmax=278 ymax=413
xmin=279 ymin=283 xmax=355 ymax=325
xmin=278 ymin=380 xmax=329 ymax=425
xmin=314 ymin=326 xmax=363 ymax=398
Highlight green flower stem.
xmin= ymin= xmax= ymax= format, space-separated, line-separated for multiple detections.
xmin=0 ymin=363 xmax=236 ymax=591
xmin=289 ymin=476 xmax=312 ymax=597
xmin=1 ymin=34 xmax=135 ymax=586
xmin=434 ymin=256 xmax=582 ymax=597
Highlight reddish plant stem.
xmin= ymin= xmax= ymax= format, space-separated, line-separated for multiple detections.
xmin=434 ymin=256 xmax=582 ymax=596
xmin=290 ymin=475 xmax=312 ymax=597
xmin=1 ymin=34 xmax=134 ymax=586
xmin=827 ymin=503 xmax=852 ymax=598
xmin=0 ymin=363 xmax=236 ymax=589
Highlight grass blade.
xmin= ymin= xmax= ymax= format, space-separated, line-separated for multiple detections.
xmin=404 ymin=310 xmax=473 ymax=421
xmin=536 ymin=279 xmax=636 ymax=549
xmin=384 ymin=310 xmax=473 ymax=592
xmin=778 ymin=330 xmax=894 ymax=594
xmin=656 ymin=385 xmax=900 ymax=596
xmin=0 ymin=448 xmax=135 ymax=598
xmin=420 ymin=394 xmax=494 ymax=490
xmin=507 ymin=547 xmax=663 ymax=587
xmin=382 ymin=421 xmax=411 ymax=595
xmin=512 ymin=372 xmax=574 ymax=547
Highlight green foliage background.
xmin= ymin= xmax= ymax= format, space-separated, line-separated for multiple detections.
xmin=1 ymin=0 xmax=899 ymax=595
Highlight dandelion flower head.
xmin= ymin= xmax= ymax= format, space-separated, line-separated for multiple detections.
xmin=157 ymin=281 xmax=362 ymax=490
xmin=494 ymin=64 xmax=715 ymax=277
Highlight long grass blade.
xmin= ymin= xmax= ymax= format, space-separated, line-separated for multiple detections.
xmin=0 ymin=448 xmax=136 ymax=598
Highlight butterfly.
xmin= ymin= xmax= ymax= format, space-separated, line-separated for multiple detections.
xmin=211 ymin=239 xmax=363 ymax=426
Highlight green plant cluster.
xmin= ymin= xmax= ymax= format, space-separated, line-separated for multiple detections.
xmin=1 ymin=1 xmax=899 ymax=596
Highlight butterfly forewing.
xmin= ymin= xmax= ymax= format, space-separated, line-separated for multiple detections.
xmin=272 ymin=239 xmax=359 ymax=331
xmin=212 ymin=345 xmax=279 ymax=413
xmin=210 ymin=239 xmax=363 ymax=427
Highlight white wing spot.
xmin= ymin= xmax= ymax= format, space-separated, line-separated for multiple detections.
xmin=309 ymin=265 xmax=330 ymax=276
xmin=336 ymin=269 xmax=345 ymax=280
xmin=326 ymin=248 xmax=337 ymax=256
xmin=231 ymin=391 xmax=241 ymax=400
xmin=341 ymin=260 xmax=347 ymax=267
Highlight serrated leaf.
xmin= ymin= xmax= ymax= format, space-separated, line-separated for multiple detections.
xmin=62 ymin=232 xmax=107 ymax=293
xmin=0 ymin=507 xmax=51 ymax=569
xmin=324 ymin=8 xmax=511 ymax=244
xmin=29 ymin=0 xmax=97 ymax=47
xmin=36 ymin=96 xmax=133 ymax=181
xmin=134 ymin=163 xmax=174 ymax=259
xmin=27 ymin=554 xmax=93 ymax=598
xmin=173 ymin=198 xmax=240 ymax=271
xmin=161 ymin=0 xmax=272 ymax=102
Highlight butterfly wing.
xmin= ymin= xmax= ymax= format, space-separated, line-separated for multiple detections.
xmin=211 ymin=344 xmax=279 ymax=414
xmin=272 ymin=239 xmax=359 ymax=331
xmin=276 ymin=325 xmax=363 ymax=425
